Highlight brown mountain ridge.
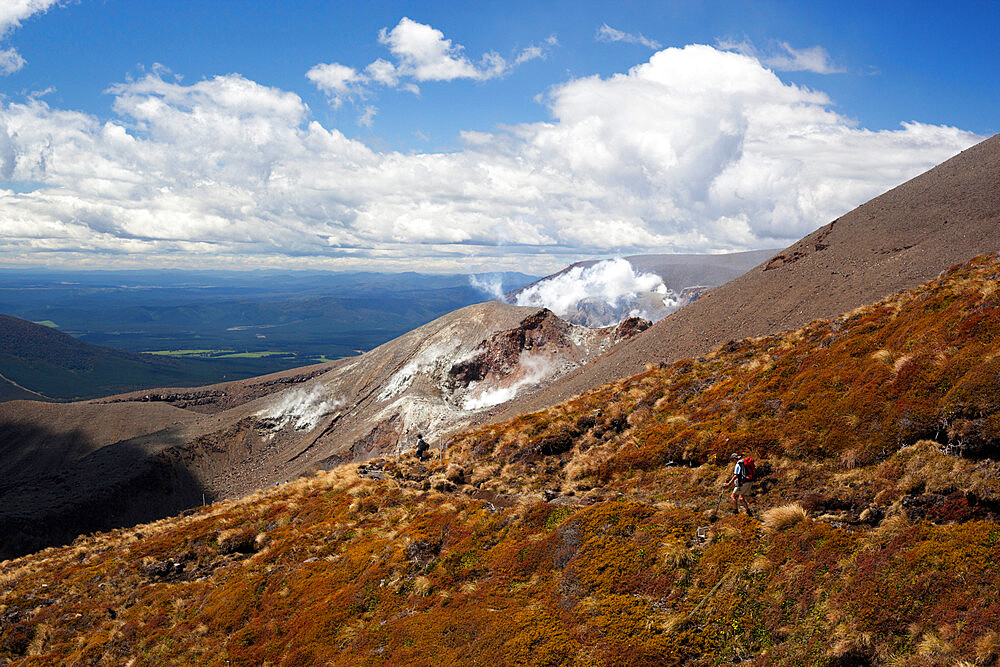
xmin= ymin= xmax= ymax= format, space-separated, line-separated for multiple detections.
xmin=498 ymin=133 xmax=1000 ymax=418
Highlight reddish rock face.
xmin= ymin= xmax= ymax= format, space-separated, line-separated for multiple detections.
xmin=450 ymin=310 xmax=567 ymax=385
xmin=448 ymin=309 xmax=651 ymax=393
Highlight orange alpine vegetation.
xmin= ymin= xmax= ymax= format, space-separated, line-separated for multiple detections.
xmin=3 ymin=255 xmax=1000 ymax=665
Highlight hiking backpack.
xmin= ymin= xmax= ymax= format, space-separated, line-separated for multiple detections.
xmin=742 ymin=456 xmax=756 ymax=482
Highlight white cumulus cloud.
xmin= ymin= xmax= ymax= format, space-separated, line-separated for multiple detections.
xmin=378 ymin=17 xmax=495 ymax=82
xmin=0 ymin=0 xmax=62 ymax=35
xmin=0 ymin=45 xmax=982 ymax=272
xmin=0 ymin=47 xmax=25 ymax=74
xmin=365 ymin=58 xmax=399 ymax=86
xmin=307 ymin=18 xmax=555 ymax=118
xmin=306 ymin=62 xmax=366 ymax=107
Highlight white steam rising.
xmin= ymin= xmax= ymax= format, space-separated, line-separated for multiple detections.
xmin=512 ymin=258 xmax=678 ymax=326
xmin=257 ymin=386 xmax=342 ymax=431
xmin=469 ymin=274 xmax=506 ymax=301
xmin=462 ymin=353 xmax=557 ymax=410
xmin=377 ymin=338 xmax=463 ymax=401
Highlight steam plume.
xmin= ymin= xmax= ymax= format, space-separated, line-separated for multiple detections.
xmin=511 ymin=258 xmax=679 ymax=326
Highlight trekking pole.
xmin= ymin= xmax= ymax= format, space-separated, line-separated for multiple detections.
xmin=709 ymin=488 xmax=725 ymax=521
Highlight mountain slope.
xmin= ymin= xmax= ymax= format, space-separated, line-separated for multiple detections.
xmin=0 ymin=302 xmax=648 ymax=559
xmin=3 ymin=255 xmax=999 ymax=665
xmin=500 ymin=133 xmax=1000 ymax=417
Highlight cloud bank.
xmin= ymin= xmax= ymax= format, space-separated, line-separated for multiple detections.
xmin=0 ymin=44 xmax=981 ymax=271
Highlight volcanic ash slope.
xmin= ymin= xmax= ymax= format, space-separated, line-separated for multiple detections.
xmin=246 ymin=302 xmax=651 ymax=476
xmin=0 ymin=301 xmax=648 ymax=558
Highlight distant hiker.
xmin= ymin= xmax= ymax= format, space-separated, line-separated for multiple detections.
xmin=415 ymin=434 xmax=430 ymax=461
xmin=724 ymin=453 xmax=755 ymax=516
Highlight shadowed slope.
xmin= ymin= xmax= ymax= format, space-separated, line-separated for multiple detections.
xmin=500 ymin=134 xmax=1000 ymax=417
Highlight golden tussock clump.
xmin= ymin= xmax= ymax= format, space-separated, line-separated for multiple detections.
xmin=761 ymin=503 xmax=807 ymax=532
xmin=828 ymin=630 xmax=874 ymax=663
xmin=863 ymin=512 xmax=910 ymax=551
xmin=412 ymin=576 xmax=433 ymax=597
xmin=658 ymin=539 xmax=694 ymax=568
xmin=915 ymin=631 xmax=956 ymax=661
xmin=870 ymin=349 xmax=894 ymax=365
xmin=975 ymin=631 xmax=1000 ymax=665
xmin=748 ymin=555 xmax=773 ymax=574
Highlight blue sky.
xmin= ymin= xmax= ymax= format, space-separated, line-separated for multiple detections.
xmin=0 ymin=1 xmax=996 ymax=272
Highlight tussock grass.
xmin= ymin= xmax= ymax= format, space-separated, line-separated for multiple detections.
xmin=412 ymin=576 xmax=432 ymax=597
xmin=749 ymin=556 xmax=773 ymax=574
xmin=761 ymin=503 xmax=807 ymax=532
xmin=658 ymin=539 xmax=694 ymax=568
xmin=871 ymin=349 xmax=894 ymax=365
xmin=975 ymin=631 xmax=1000 ymax=665
xmin=916 ymin=631 xmax=955 ymax=660
xmin=864 ymin=513 xmax=910 ymax=551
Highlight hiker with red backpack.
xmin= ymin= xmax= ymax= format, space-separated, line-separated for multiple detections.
xmin=724 ymin=453 xmax=756 ymax=516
